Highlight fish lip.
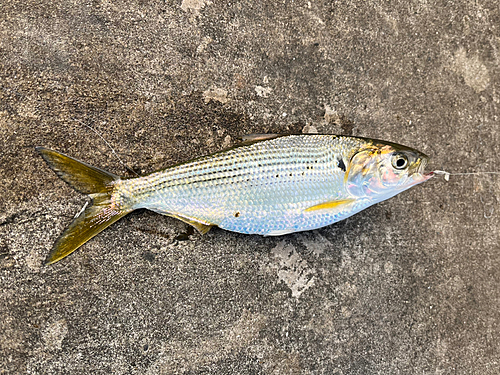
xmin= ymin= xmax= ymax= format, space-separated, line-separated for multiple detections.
xmin=422 ymin=172 xmax=434 ymax=181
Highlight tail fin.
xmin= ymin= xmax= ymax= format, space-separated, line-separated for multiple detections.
xmin=36 ymin=147 xmax=133 ymax=264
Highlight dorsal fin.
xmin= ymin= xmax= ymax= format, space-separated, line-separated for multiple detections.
xmin=238 ymin=134 xmax=281 ymax=145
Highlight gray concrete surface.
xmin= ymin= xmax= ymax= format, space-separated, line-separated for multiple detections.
xmin=1 ymin=0 xmax=499 ymax=374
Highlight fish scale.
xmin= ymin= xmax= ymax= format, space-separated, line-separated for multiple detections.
xmin=124 ymin=135 xmax=366 ymax=235
xmin=37 ymin=134 xmax=430 ymax=264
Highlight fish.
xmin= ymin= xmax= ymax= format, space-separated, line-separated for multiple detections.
xmin=36 ymin=134 xmax=432 ymax=264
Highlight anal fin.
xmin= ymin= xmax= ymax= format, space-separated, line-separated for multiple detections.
xmin=166 ymin=213 xmax=214 ymax=234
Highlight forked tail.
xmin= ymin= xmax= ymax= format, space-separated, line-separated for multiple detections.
xmin=36 ymin=147 xmax=133 ymax=264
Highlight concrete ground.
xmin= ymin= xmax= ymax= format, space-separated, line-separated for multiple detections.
xmin=1 ymin=0 xmax=499 ymax=374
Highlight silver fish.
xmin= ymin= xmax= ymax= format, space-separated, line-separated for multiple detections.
xmin=37 ymin=134 xmax=431 ymax=264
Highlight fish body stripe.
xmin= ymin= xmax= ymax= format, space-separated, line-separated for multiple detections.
xmin=121 ymin=135 xmax=368 ymax=234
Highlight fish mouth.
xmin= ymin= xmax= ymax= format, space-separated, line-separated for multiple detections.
xmin=418 ymin=157 xmax=429 ymax=175
xmin=410 ymin=156 xmax=433 ymax=184
xmin=420 ymin=158 xmax=436 ymax=179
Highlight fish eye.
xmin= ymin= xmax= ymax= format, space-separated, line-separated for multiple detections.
xmin=391 ymin=153 xmax=408 ymax=170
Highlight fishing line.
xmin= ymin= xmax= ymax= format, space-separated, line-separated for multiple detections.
xmin=432 ymin=170 xmax=500 ymax=181
xmin=72 ymin=118 xmax=140 ymax=177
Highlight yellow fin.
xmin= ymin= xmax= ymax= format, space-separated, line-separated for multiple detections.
xmin=47 ymin=205 xmax=132 ymax=264
xmin=304 ymin=199 xmax=356 ymax=212
xmin=166 ymin=213 xmax=214 ymax=234
xmin=36 ymin=147 xmax=119 ymax=195
xmin=36 ymin=147 xmax=132 ymax=264
xmin=187 ymin=220 xmax=213 ymax=234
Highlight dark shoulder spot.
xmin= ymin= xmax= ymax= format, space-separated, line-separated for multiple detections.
xmin=337 ymin=158 xmax=346 ymax=172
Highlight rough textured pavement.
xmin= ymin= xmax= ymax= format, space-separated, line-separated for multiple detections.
xmin=1 ymin=1 xmax=499 ymax=374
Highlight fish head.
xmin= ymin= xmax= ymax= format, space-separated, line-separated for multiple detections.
xmin=345 ymin=140 xmax=431 ymax=201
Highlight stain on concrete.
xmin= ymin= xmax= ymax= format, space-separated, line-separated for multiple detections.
xmin=450 ymin=47 xmax=490 ymax=93
xmin=203 ymin=87 xmax=229 ymax=104
xmin=270 ymin=241 xmax=315 ymax=299
xmin=297 ymin=232 xmax=332 ymax=257
xmin=301 ymin=124 xmax=318 ymax=134
xmin=42 ymin=319 xmax=68 ymax=351
xmin=180 ymin=0 xmax=212 ymax=14
xmin=255 ymin=85 xmax=273 ymax=97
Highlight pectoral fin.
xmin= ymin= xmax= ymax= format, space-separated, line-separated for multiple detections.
xmin=304 ymin=199 xmax=356 ymax=213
